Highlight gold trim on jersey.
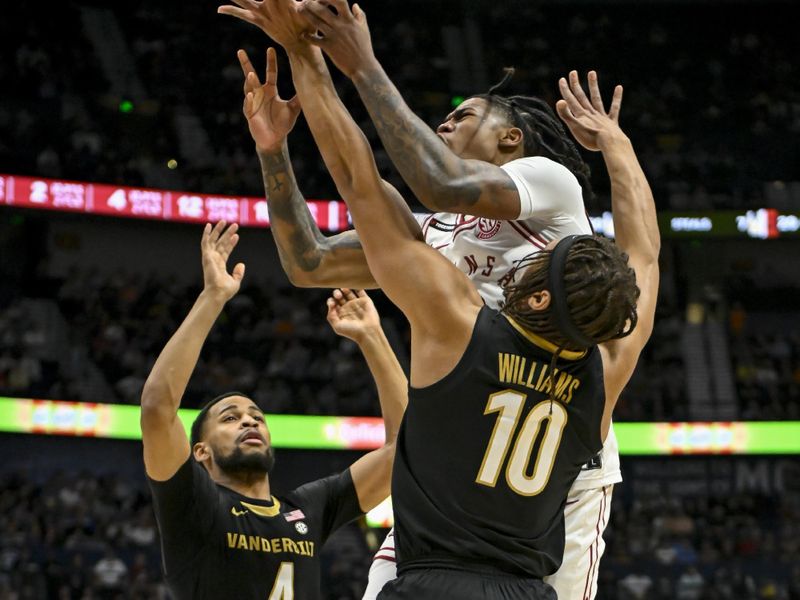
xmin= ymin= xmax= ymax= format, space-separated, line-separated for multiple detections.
xmin=240 ymin=499 xmax=282 ymax=517
xmin=504 ymin=316 xmax=587 ymax=361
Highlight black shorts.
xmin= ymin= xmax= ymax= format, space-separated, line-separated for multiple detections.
xmin=376 ymin=567 xmax=556 ymax=600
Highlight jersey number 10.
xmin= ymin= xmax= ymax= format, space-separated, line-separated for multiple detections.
xmin=476 ymin=390 xmax=568 ymax=496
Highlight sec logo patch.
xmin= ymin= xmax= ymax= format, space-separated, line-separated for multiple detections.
xmin=295 ymin=522 xmax=308 ymax=535
xmin=477 ymin=218 xmax=501 ymax=239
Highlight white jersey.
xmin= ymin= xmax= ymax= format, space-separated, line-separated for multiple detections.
xmin=418 ymin=155 xmax=621 ymax=488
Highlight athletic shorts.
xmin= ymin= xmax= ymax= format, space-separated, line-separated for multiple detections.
xmin=376 ymin=567 xmax=556 ymax=600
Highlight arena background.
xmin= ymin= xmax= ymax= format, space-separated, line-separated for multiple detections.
xmin=1 ymin=0 xmax=798 ymax=598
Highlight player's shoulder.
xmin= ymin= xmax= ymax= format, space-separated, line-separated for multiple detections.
xmin=500 ymin=155 xmax=578 ymax=183
xmin=285 ymin=470 xmax=354 ymax=507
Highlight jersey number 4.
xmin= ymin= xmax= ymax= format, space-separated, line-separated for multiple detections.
xmin=476 ymin=390 xmax=568 ymax=496
xmin=268 ymin=563 xmax=294 ymax=599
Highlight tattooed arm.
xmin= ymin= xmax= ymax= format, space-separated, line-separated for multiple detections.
xmin=257 ymin=141 xmax=376 ymax=289
xmin=285 ymin=42 xmax=483 ymax=388
xmin=237 ymin=47 xmax=376 ymax=289
xmin=300 ymin=0 xmax=523 ymax=220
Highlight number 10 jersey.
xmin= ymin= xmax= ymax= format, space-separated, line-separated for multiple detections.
xmin=392 ymin=307 xmax=605 ymax=578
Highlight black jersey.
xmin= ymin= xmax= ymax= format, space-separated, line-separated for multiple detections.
xmin=392 ymin=306 xmax=605 ymax=578
xmin=148 ymin=458 xmax=362 ymax=599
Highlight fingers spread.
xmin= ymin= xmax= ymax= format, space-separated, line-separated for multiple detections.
xmin=266 ymin=47 xmax=278 ymax=86
xmin=558 ymin=77 xmax=583 ymax=116
xmin=569 ymin=71 xmax=593 ymax=111
xmin=232 ymin=262 xmax=246 ymax=282
xmin=209 ymin=220 xmax=227 ymax=244
xmin=216 ymin=222 xmax=240 ymax=258
xmin=227 ymin=0 xmax=257 ymax=9
xmin=237 ymin=49 xmax=256 ymax=79
xmin=341 ymin=288 xmax=357 ymax=301
xmin=587 ymin=71 xmax=605 ymax=113
xmin=244 ymin=71 xmax=261 ymax=95
xmin=608 ymin=85 xmax=624 ymax=122
xmin=555 ymin=99 xmax=577 ymax=125
xmin=217 ymin=5 xmax=259 ymax=26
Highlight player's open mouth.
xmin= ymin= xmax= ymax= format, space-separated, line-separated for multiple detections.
xmin=239 ymin=432 xmax=265 ymax=446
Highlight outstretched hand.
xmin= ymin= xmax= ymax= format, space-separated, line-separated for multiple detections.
xmin=326 ymin=289 xmax=380 ymax=344
xmin=298 ymin=0 xmax=375 ymax=78
xmin=201 ymin=221 xmax=246 ymax=301
xmin=556 ymin=70 xmax=626 ymax=152
xmin=218 ymin=0 xmax=312 ymax=51
xmin=238 ymin=47 xmax=301 ymax=153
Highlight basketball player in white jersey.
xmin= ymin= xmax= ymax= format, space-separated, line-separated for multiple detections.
xmin=219 ymin=1 xmax=618 ymax=596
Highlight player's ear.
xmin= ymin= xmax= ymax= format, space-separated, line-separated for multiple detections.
xmin=527 ymin=290 xmax=551 ymax=312
xmin=498 ymin=126 xmax=523 ymax=150
xmin=193 ymin=442 xmax=210 ymax=462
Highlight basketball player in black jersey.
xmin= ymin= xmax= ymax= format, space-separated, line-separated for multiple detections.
xmin=140 ymin=222 xmax=408 ymax=599
xmin=221 ymin=5 xmax=657 ymax=599
xmin=245 ymin=43 xmax=656 ymax=600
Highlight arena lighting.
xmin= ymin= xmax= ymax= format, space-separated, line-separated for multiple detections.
xmin=0 ymin=173 xmax=349 ymax=232
xmin=3 ymin=173 xmax=800 ymax=238
xmin=1 ymin=397 xmax=799 ymax=455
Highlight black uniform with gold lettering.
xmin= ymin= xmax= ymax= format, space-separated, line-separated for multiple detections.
xmin=148 ymin=458 xmax=362 ymax=600
xmin=382 ymin=307 xmax=605 ymax=599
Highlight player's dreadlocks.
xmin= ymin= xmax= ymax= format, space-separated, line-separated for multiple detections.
xmin=473 ymin=68 xmax=595 ymax=205
xmin=501 ymin=236 xmax=639 ymax=353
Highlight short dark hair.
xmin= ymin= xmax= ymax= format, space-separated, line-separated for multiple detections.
xmin=190 ymin=391 xmax=251 ymax=447
xmin=501 ymin=236 xmax=639 ymax=352
xmin=473 ymin=68 xmax=595 ymax=206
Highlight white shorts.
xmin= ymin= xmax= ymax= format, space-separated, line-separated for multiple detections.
xmin=363 ymin=530 xmax=397 ymax=600
xmin=543 ymin=485 xmax=613 ymax=600
xmin=361 ymin=486 xmax=614 ymax=600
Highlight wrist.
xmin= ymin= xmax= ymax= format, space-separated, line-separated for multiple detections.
xmin=257 ymin=141 xmax=288 ymax=161
xmin=288 ymin=43 xmax=323 ymax=63
xmin=350 ymin=55 xmax=382 ymax=83
xmin=596 ymin=131 xmax=632 ymax=153
xmin=199 ymin=288 xmax=230 ymax=307
xmin=352 ymin=325 xmax=384 ymax=348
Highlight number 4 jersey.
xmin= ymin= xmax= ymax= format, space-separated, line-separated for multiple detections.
xmin=148 ymin=458 xmax=363 ymax=599
xmin=392 ymin=307 xmax=605 ymax=577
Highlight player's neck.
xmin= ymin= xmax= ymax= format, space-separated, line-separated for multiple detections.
xmin=214 ymin=470 xmax=272 ymax=501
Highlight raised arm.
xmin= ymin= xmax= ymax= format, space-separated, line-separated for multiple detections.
xmin=325 ymin=289 xmax=407 ymax=511
xmin=219 ymin=0 xmax=483 ymax=373
xmin=141 ymin=222 xmax=245 ymax=481
xmin=556 ymin=72 xmax=660 ymax=430
xmin=286 ymin=44 xmax=483 ymax=386
xmin=236 ymin=45 xmax=376 ymax=288
xmin=299 ymin=0 xmax=523 ymax=219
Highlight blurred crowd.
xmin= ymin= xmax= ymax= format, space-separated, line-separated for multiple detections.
xmin=2 ymin=263 xmax=799 ymax=420
xmin=0 ymin=269 xmax=407 ymax=415
xmin=1 ymin=468 xmax=798 ymax=599
xmin=729 ymin=309 xmax=800 ymax=421
xmin=0 ymin=266 xmax=707 ymax=419
xmin=1 ymin=2 xmax=797 ymax=212
xmin=601 ymin=492 xmax=800 ymax=599
xmin=0 ymin=470 xmax=370 ymax=600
